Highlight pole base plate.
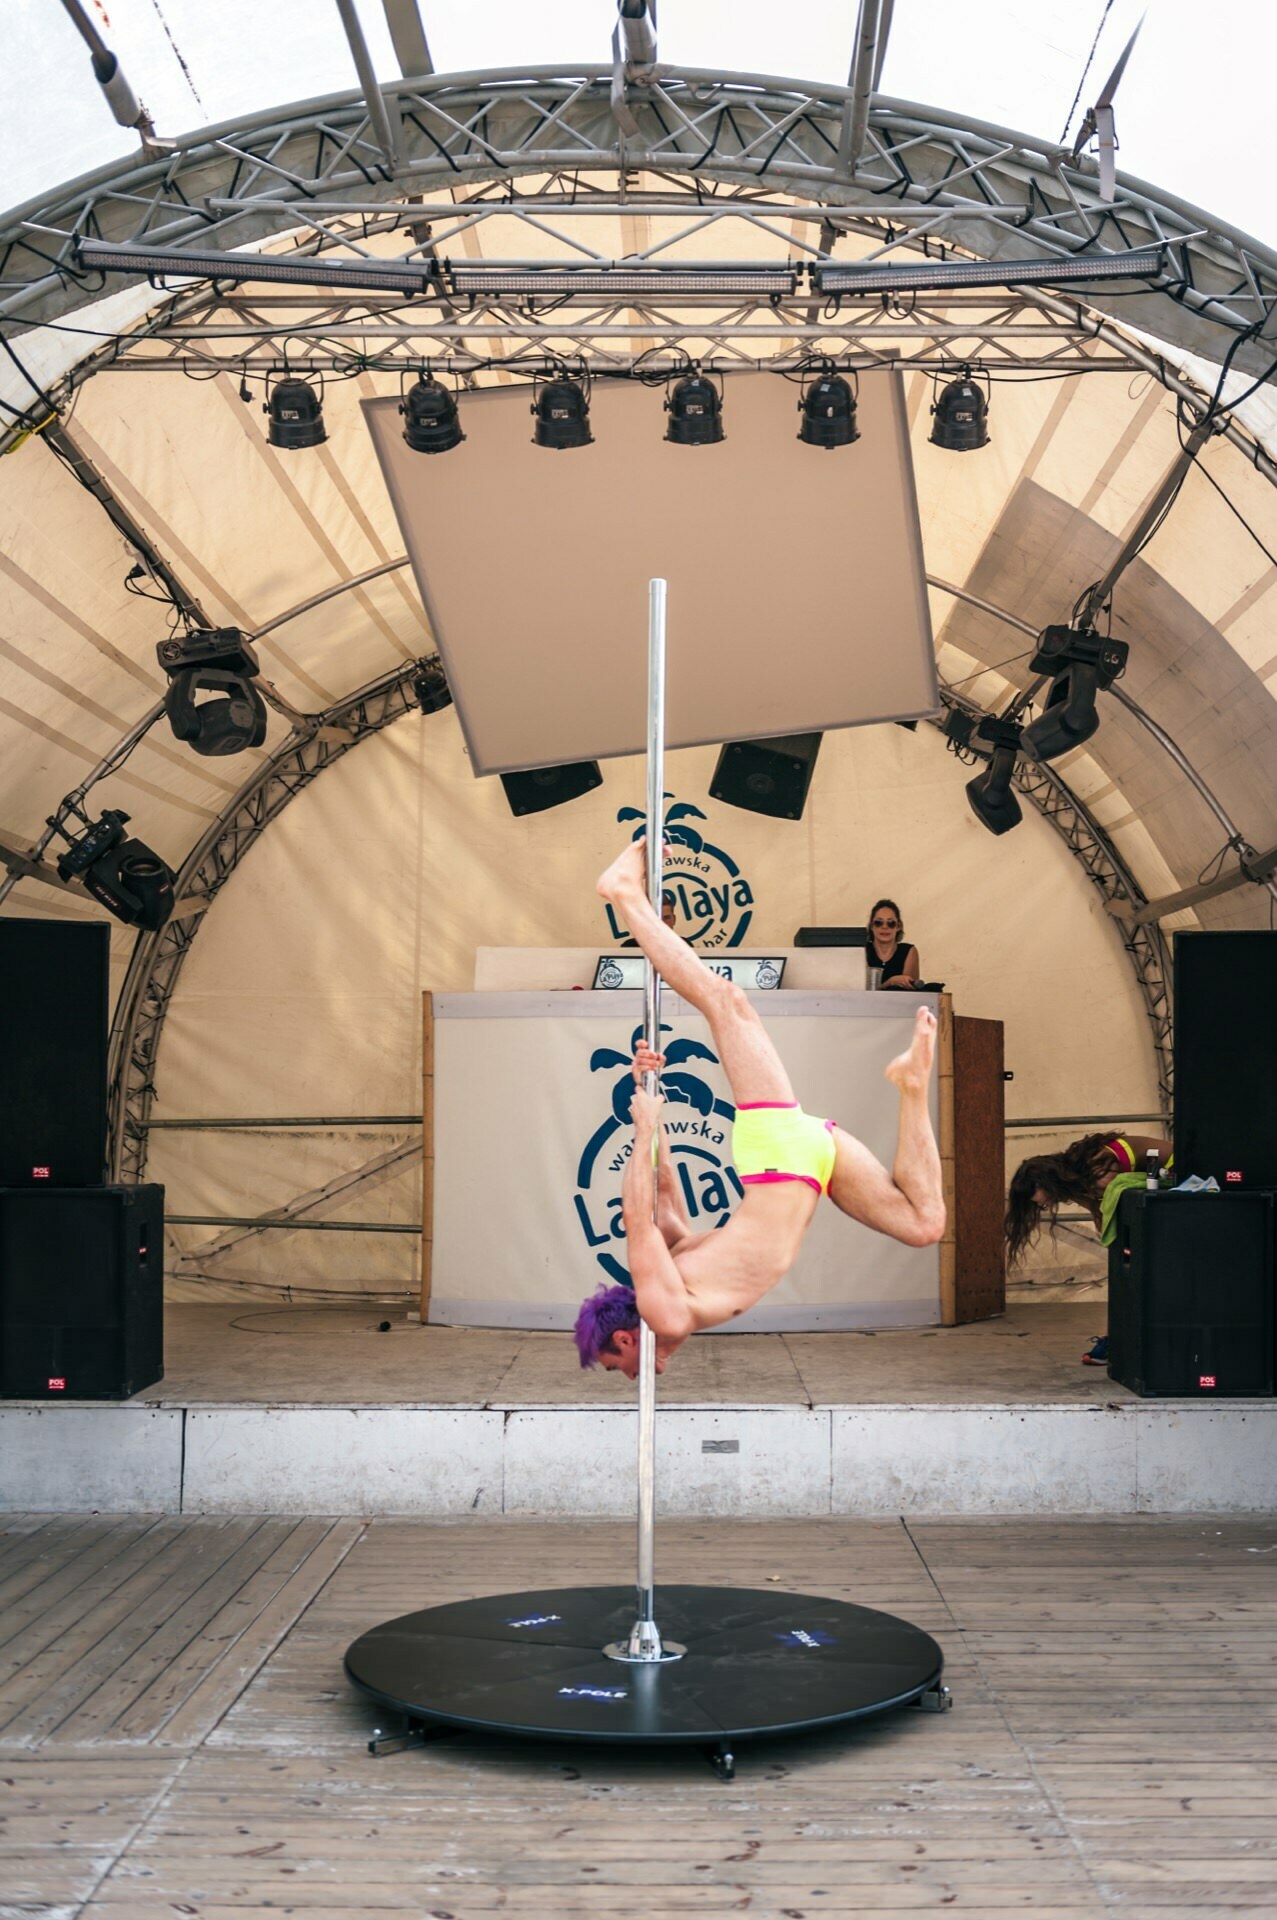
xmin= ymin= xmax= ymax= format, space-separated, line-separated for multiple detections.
xmin=345 ymin=1583 xmax=944 ymax=1757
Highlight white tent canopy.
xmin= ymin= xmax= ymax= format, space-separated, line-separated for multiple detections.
xmin=1 ymin=4 xmax=1275 ymax=1298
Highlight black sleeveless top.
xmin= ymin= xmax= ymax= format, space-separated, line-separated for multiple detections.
xmin=877 ymin=940 xmax=915 ymax=984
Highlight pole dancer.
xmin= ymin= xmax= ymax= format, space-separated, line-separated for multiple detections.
xmin=578 ymin=875 xmax=947 ymax=1382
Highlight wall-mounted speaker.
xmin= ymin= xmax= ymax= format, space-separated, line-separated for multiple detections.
xmin=709 ymin=734 xmax=822 ymax=819
xmin=0 ymin=921 xmax=109 ymax=1188
xmin=500 ymin=761 xmax=603 ymax=816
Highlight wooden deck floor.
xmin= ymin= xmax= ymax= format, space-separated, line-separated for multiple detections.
xmin=1 ymin=1511 xmax=1275 ymax=1917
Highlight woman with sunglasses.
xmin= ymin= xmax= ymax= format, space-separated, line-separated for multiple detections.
xmin=868 ymin=898 xmax=920 ymax=989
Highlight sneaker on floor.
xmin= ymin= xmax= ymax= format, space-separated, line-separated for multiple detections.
xmin=1082 ymin=1334 xmax=1108 ymax=1367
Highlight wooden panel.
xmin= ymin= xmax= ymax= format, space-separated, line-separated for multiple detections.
xmin=421 ymin=988 xmax=434 ymax=1323
xmin=937 ymin=992 xmax=957 ymax=1324
xmin=952 ymin=1013 xmax=1007 ymax=1325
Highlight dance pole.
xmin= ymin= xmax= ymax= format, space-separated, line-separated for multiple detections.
xmin=605 ymin=578 xmax=685 ymax=1667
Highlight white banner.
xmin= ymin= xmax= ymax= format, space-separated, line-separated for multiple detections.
xmin=432 ymin=991 xmax=940 ymax=1332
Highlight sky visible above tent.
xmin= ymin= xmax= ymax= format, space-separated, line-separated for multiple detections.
xmin=4 ymin=0 xmax=1276 ymax=250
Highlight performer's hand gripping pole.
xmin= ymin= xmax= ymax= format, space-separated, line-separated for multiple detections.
xmin=604 ymin=578 xmax=685 ymax=1667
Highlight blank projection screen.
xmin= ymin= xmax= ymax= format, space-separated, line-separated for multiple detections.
xmin=364 ymin=372 xmax=938 ymax=776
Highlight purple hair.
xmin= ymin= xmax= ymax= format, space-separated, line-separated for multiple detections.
xmin=573 ymin=1284 xmax=639 ymax=1368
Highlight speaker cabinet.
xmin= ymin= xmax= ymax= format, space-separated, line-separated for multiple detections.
xmin=0 ymin=920 xmax=109 ymax=1187
xmin=500 ymin=761 xmax=603 ymax=817
xmin=0 ymin=1186 xmax=164 ymax=1400
xmin=1174 ymin=931 xmax=1277 ymax=1188
xmin=710 ymin=734 xmax=822 ymax=819
xmin=1107 ymin=1189 xmax=1274 ymax=1397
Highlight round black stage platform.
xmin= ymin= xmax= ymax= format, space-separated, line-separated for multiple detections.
xmin=345 ymin=1585 xmax=944 ymax=1769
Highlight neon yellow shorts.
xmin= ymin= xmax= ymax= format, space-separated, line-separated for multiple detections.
xmin=732 ymin=1102 xmax=837 ymax=1197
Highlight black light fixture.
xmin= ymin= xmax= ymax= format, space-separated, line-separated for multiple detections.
xmin=798 ymin=368 xmax=859 ymax=449
xmin=156 ymin=628 xmax=268 ymax=757
xmin=1020 ymin=623 xmax=1130 ymax=762
xmin=78 ymin=237 xmax=438 ymax=296
xmin=411 ymin=656 xmax=452 ymax=714
xmin=500 ymin=762 xmax=604 ymax=816
xmin=531 ymin=371 xmax=593 ymax=450
xmin=929 ymin=368 xmax=989 ymax=452
xmin=401 ymin=375 xmax=464 ymax=453
xmin=664 ymin=367 xmax=724 ymax=446
xmin=49 ymin=806 xmax=175 ymax=932
xmin=264 ymin=373 xmax=327 ymax=450
xmin=814 ymin=248 xmax=1163 ymax=297
xmin=964 ymin=717 xmax=1023 ymax=835
xmin=448 ymin=264 xmax=800 ymax=296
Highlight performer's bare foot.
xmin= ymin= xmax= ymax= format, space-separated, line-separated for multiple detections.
xmin=596 ymin=836 xmax=651 ymax=907
xmin=885 ymin=1006 xmax=937 ymax=1093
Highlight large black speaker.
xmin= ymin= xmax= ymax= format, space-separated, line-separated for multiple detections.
xmin=0 ymin=920 xmax=109 ymax=1187
xmin=0 ymin=1186 xmax=164 ymax=1399
xmin=1174 ymin=930 xmax=1277 ymax=1188
xmin=1107 ymin=1189 xmax=1274 ymax=1397
xmin=500 ymin=761 xmax=603 ymax=817
xmin=710 ymin=734 xmax=822 ymax=820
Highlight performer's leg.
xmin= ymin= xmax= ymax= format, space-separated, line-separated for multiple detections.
xmin=598 ymin=840 xmax=794 ymax=1103
xmin=826 ymin=1007 xmax=946 ymax=1247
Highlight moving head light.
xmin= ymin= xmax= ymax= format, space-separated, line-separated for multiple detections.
xmin=51 ymin=806 xmax=175 ymax=931
xmin=965 ymin=716 xmax=1024 ymax=836
xmin=1020 ymin=623 xmax=1130 ymax=762
xmin=157 ymin=628 xmax=268 ymax=757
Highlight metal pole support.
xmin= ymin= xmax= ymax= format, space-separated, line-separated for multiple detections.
xmin=604 ymin=578 xmax=685 ymax=1667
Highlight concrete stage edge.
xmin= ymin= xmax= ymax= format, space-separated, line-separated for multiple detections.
xmin=4 ymin=1305 xmax=1276 ymax=1515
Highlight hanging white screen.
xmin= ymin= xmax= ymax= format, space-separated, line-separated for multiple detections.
xmin=364 ymin=371 xmax=937 ymax=777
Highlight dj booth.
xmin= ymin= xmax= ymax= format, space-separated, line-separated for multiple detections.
xmin=419 ymin=949 xmax=1005 ymax=1334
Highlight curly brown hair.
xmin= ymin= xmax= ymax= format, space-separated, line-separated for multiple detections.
xmin=1005 ymin=1132 xmax=1120 ymax=1265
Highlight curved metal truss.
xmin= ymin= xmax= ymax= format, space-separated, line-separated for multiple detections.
xmin=4 ymin=64 xmax=1276 ymax=389
xmin=107 ymin=661 xmax=423 ymax=1181
xmin=107 ymin=662 xmax=1171 ymax=1184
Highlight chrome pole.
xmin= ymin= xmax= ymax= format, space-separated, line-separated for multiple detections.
xmin=605 ymin=577 xmax=685 ymax=1666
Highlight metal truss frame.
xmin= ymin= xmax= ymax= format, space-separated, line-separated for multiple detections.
xmin=108 ymin=660 xmax=422 ymax=1182
xmin=107 ymin=651 xmax=1172 ymax=1186
xmin=3 ymin=64 xmax=1275 ymax=382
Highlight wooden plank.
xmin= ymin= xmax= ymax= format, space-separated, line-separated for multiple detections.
xmin=421 ymin=986 xmax=434 ymax=1322
xmin=153 ymin=1518 xmax=364 ymax=1748
xmin=0 ymin=1516 xmax=166 ymax=1652
xmin=937 ymin=990 xmax=956 ymax=1325
xmin=52 ymin=1518 xmax=307 ymax=1745
xmin=0 ymin=1517 xmax=188 ymax=1696
xmin=0 ymin=1518 xmax=262 ymax=1743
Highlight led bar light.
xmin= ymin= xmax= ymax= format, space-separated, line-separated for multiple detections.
xmin=815 ymin=249 xmax=1163 ymax=296
xmin=77 ymin=239 xmax=437 ymax=295
xmin=447 ymin=264 xmax=800 ymax=296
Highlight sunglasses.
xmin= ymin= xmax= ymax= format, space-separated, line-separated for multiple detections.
xmin=871 ymin=918 xmax=899 ymax=928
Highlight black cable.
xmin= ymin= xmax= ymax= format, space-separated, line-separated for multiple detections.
xmin=942 ymin=647 xmax=1036 ymax=691
xmin=1058 ymin=0 xmax=1117 ymax=147
xmin=1193 ymin=458 xmax=1277 ymax=570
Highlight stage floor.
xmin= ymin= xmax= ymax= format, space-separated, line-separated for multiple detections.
xmin=143 ymin=1298 xmax=1122 ymax=1408
xmin=2 ymin=1509 xmax=1275 ymax=1918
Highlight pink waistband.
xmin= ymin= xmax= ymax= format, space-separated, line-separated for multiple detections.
xmin=740 ymin=1170 xmax=824 ymax=1195
xmin=735 ymin=1099 xmax=799 ymax=1110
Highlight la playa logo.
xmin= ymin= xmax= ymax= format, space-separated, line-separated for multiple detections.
xmin=573 ymin=1022 xmax=741 ymax=1288
xmin=602 ymin=799 xmax=755 ymax=951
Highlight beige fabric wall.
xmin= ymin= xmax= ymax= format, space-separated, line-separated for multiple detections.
xmin=151 ymin=705 xmax=1161 ymax=1301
